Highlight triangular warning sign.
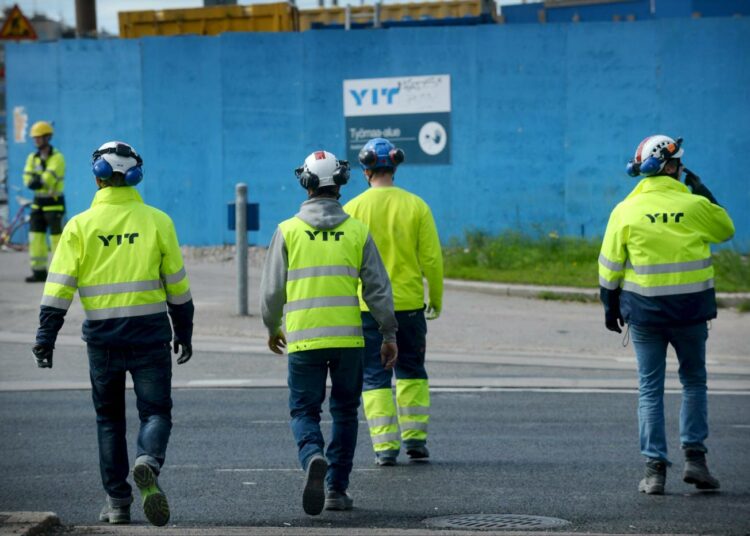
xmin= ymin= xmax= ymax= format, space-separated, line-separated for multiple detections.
xmin=0 ymin=4 xmax=38 ymax=40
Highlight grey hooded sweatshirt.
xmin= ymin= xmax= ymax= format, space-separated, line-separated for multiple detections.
xmin=260 ymin=197 xmax=397 ymax=343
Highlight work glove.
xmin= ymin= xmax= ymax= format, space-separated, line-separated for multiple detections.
xmin=605 ymin=312 xmax=625 ymax=334
xmin=268 ymin=331 xmax=287 ymax=355
xmin=173 ymin=337 xmax=193 ymax=365
xmin=32 ymin=344 xmax=53 ymax=369
xmin=380 ymin=341 xmax=398 ymax=370
xmin=684 ymin=168 xmax=719 ymax=204
xmin=425 ymin=303 xmax=441 ymax=320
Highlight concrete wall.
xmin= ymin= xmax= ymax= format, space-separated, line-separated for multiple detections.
xmin=6 ymin=18 xmax=750 ymax=249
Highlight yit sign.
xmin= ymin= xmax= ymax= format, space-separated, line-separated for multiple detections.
xmin=343 ymin=75 xmax=451 ymax=165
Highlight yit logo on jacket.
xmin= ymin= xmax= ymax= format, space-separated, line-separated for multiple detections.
xmin=645 ymin=212 xmax=684 ymax=223
xmin=304 ymin=230 xmax=344 ymax=241
xmin=97 ymin=233 xmax=139 ymax=246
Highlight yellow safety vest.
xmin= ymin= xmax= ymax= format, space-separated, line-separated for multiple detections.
xmin=24 ymin=148 xmax=65 ymax=212
xmin=279 ymin=216 xmax=368 ymax=352
xmin=41 ymin=187 xmax=191 ymax=322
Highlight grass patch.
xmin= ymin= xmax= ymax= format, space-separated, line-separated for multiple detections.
xmin=537 ymin=291 xmax=598 ymax=303
xmin=444 ymin=229 xmax=750 ymax=292
xmin=737 ymin=300 xmax=750 ymax=313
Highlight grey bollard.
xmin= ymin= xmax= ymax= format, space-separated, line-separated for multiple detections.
xmin=236 ymin=183 xmax=248 ymax=316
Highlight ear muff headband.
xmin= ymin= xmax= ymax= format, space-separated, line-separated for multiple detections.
xmin=295 ymin=160 xmax=350 ymax=190
xmin=92 ymin=144 xmax=144 ymax=186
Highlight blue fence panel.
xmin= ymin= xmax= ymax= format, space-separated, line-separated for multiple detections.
xmin=5 ymin=18 xmax=749 ymax=250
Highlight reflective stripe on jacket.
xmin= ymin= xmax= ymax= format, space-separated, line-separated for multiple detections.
xmin=598 ymin=176 xmax=735 ymax=326
xmin=278 ymin=216 xmax=369 ymax=352
xmin=37 ymin=186 xmax=194 ymax=347
xmin=24 ymin=148 xmax=65 ymax=211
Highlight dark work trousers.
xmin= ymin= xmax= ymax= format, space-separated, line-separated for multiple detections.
xmin=87 ymin=343 xmax=173 ymax=499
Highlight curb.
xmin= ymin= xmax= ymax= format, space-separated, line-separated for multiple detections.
xmin=444 ymin=279 xmax=750 ymax=307
xmin=0 ymin=512 xmax=60 ymax=536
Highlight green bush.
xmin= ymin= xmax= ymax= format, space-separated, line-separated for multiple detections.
xmin=443 ymin=230 xmax=749 ymax=291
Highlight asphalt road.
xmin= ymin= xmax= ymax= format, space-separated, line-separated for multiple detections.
xmin=1 ymin=388 xmax=749 ymax=534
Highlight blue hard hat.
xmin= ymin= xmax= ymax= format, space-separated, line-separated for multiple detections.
xmin=358 ymin=137 xmax=405 ymax=170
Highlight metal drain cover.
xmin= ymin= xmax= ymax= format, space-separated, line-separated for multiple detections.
xmin=425 ymin=513 xmax=571 ymax=531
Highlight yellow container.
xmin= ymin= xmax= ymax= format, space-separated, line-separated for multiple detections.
xmin=119 ymin=3 xmax=299 ymax=38
xmin=298 ymin=0 xmax=484 ymax=31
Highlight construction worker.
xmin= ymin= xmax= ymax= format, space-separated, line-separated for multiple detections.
xmin=32 ymin=141 xmax=194 ymax=526
xmin=599 ymin=135 xmax=734 ymax=495
xmin=260 ymin=150 xmax=398 ymax=514
xmin=23 ymin=120 xmax=65 ymax=282
xmin=344 ymin=138 xmax=443 ymax=466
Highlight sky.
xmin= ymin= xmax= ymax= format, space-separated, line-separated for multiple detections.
xmin=6 ymin=0 xmax=522 ymax=36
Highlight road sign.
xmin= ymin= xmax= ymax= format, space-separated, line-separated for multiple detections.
xmin=0 ymin=4 xmax=38 ymax=41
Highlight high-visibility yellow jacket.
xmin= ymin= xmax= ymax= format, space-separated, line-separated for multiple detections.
xmin=599 ymin=176 xmax=734 ymax=326
xmin=344 ymin=186 xmax=443 ymax=313
xmin=36 ymin=186 xmax=194 ymax=347
xmin=23 ymin=147 xmax=65 ymax=212
xmin=260 ymin=197 xmax=397 ymax=353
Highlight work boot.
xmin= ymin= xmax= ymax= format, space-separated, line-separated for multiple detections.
xmin=325 ymin=490 xmax=354 ymax=511
xmin=133 ymin=462 xmax=170 ymax=527
xmin=375 ymin=455 xmax=397 ymax=467
xmin=302 ymin=454 xmax=327 ymax=516
xmin=98 ymin=495 xmax=132 ymax=524
xmin=25 ymin=270 xmax=47 ymax=283
xmin=683 ymin=449 xmax=720 ymax=490
xmin=406 ymin=445 xmax=430 ymax=462
xmin=638 ymin=458 xmax=666 ymax=495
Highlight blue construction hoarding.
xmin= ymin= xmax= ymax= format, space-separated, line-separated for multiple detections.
xmin=5 ymin=19 xmax=750 ymax=250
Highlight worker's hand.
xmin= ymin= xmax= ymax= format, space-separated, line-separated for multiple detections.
xmin=605 ymin=313 xmax=625 ymax=334
xmin=268 ymin=331 xmax=287 ymax=355
xmin=173 ymin=338 xmax=192 ymax=365
xmin=380 ymin=341 xmax=398 ymax=370
xmin=32 ymin=344 xmax=53 ymax=369
xmin=683 ymin=168 xmax=702 ymax=191
xmin=425 ymin=303 xmax=441 ymax=320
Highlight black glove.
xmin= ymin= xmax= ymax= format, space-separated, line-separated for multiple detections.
xmin=683 ymin=168 xmax=702 ymax=191
xmin=173 ymin=338 xmax=192 ymax=365
xmin=683 ymin=168 xmax=719 ymax=205
xmin=27 ymin=174 xmax=44 ymax=191
xmin=32 ymin=344 xmax=53 ymax=368
xmin=605 ymin=313 xmax=625 ymax=334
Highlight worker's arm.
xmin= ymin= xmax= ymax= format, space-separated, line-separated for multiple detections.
xmin=598 ymin=208 xmax=627 ymax=333
xmin=260 ymin=227 xmax=288 ymax=340
xmin=23 ymin=153 xmax=42 ymax=190
xmin=417 ymin=203 xmax=444 ymax=318
xmin=359 ymin=234 xmax=397 ymax=343
xmin=160 ymin=217 xmax=194 ymax=364
xmin=41 ymin=152 xmax=65 ymax=193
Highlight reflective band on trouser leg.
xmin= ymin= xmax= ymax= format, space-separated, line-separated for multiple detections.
xmin=50 ymin=234 xmax=61 ymax=255
xmin=28 ymin=232 xmax=48 ymax=270
xmin=362 ymin=388 xmax=400 ymax=453
xmin=396 ymin=379 xmax=430 ymax=443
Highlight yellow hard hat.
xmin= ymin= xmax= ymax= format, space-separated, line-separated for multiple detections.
xmin=30 ymin=121 xmax=54 ymax=137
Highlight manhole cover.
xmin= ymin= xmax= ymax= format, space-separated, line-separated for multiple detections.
xmin=425 ymin=513 xmax=571 ymax=531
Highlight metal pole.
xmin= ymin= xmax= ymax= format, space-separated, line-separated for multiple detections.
xmin=75 ymin=0 xmax=97 ymax=37
xmin=235 ymin=183 xmax=248 ymax=316
xmin=345 ymin=5 xmax=351 ymax=30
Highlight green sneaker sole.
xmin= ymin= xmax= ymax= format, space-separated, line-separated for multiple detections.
xmin=133 ymin=464 xmax=170 ymax=527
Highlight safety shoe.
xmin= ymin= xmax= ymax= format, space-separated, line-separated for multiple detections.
xmin=375 ymin=455 xmax=397 ymax=467
xmin=25 ymin=270 xmax=47 ymax=283
xmin=638 ymin=459 xmax=666 ymax=495
xmin=406 ymin=446 xmax=430 ymax=462
xmin=133 ymin=462 xmax=170 ymax=527
xmin=98 ymin=496 xmax=132 ymax=524
xmin=683 ymin=449 xmax=720 ymax=490
xmin=302 ymin=454 xmax=327 ymax=516
xmin=325 ymin=490 xmax=354 ymax=511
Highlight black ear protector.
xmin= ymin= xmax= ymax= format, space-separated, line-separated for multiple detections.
xmin=390 ymin=148 xmax=404 ymax=165
xmin=358 ymin=147 xmax=405 ymax=169
xmin=295 ymin=159 xmax=350 ymax=190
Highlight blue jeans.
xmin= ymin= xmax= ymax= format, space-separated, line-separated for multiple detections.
xmin=88 ymin=343 xmax=173 ymax=499
xmin=630 ymin=323 xmax=709 ymax=463
xmin=288 ymin=347 xmax=363 ymax=493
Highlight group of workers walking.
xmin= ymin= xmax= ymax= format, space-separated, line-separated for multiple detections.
xmin=21 ymin=123 xmax=733 ymax=525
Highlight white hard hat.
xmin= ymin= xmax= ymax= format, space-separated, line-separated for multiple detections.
xmin=92 ymin=141 xmax=144 ymax=186
xmin=632 ymin=135 xmax=684 ymax=176
xmin=296 ymin=150 xmax=350 ymax=189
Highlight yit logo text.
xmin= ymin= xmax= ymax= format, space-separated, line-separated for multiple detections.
xmin=349 ymin=85 xmax=400 ymax=107
xmin=304 ymin=230 xmax=344 ymax=241
xmin=98 ymin=233 xmax=139 ymax=246
xmin=645 ymin=212 xmax=684 ymax=223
